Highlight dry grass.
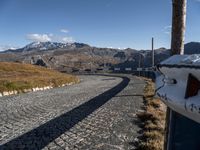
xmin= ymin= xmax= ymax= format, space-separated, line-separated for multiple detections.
xmin=137 ymin=79 xmax=166 ymax=150
xmin=0 ymin=62 xmax=79 ymax=93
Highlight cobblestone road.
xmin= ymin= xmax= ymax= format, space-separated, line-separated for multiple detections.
xmin=0 ymin=75 xmax=145 ymax=150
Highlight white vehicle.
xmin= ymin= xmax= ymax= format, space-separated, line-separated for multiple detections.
xmin=156 ymin=55 xmax=200 ymax=124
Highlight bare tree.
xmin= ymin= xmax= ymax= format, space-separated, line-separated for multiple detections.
xmin=171 ymin=0 xmax=187 ymax=55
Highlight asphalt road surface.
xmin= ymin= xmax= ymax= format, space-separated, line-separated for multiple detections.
xmin=0 ymin=75 xmax=145 ymax=150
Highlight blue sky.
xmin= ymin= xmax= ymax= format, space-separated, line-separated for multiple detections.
xmin=0 ymin=0 xmax=199 ymax=50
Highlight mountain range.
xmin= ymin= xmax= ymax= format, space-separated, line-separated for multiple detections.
xmin=0 ymin=41 xmax=200 ymax=73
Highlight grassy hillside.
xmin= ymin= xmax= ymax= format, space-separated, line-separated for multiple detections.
xmin=0 ymin=62 xmax=79 ymax=93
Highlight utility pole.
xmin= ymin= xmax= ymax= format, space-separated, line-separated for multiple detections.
xmin=104 ymin=59 xmax=106 ymax=73
xmin=138 ymin=54 xmax=141 ymax=76
xmin=152 ymin=37 xmax=154 ymax=68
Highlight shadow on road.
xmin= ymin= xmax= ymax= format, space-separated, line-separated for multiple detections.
xmin=1 ymin=76 xmax=130 ymax=149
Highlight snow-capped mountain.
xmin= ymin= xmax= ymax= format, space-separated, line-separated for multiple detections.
xmin=22 ymin=42 xmax=89 ymax=51
xmin=1 ymin=42 xmax=89 ymax=53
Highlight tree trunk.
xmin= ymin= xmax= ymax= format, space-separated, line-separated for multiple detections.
xmin=171 ymin=0 xmax=187 ymax=55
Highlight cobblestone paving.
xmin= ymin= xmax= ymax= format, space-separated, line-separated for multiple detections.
xmin=0 ymin=75 xmax=145 ymax=150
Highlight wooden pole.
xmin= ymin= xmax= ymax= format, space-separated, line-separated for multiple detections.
xmin=164 ymin=1 xmax=187 ymax=150
xmin=171 ymin=0 xmax=187 ymax=55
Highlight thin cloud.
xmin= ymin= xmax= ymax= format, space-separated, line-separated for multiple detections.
xmin=0 ymin=45 xmax=19 ymax=51
xmin=26 ymin=34 xmax=51 ymax=42
xmin=164 ymin=25 xmax=172 ymax=29
xmin=164 ymin=25 xmax=172 ymax=35
xmin=60 ymin=29 xmax=69 ymax=33
xmin=26 ymin=33 xmax=75 ymax=43
xmin=62 ymin=36 xmax=75 ymax=43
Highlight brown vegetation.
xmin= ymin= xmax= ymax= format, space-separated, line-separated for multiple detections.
xmin=137 ymin=79 xmax=166 ymax=150
xmin=0 ymin=62 xmax=79 ymax=93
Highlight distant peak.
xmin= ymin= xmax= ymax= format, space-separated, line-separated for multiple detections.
xmin=18 ymin=41 xmax=90 ymax=52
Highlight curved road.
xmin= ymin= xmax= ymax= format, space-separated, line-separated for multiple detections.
xmin=0 ymin=75 xmax=145 ymax=150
